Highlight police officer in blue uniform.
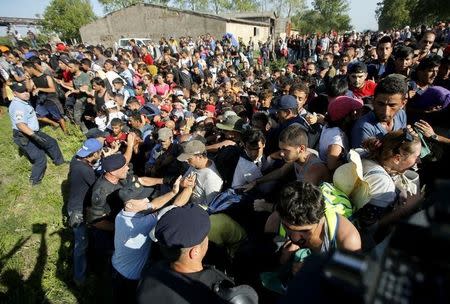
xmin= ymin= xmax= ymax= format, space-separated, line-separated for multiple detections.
xmin=8 ymin=82 xmax=65 ymax=185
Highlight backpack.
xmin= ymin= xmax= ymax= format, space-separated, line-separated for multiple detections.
xmin=213 ymin=145 xmax=242 ymax=190
xmin=320 ymin=182 xmax=354 ymax=219
xmin=207 ymin=188 xmax=242 ymax=214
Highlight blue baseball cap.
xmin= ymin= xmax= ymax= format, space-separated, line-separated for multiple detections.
xmin=76 ymin=139 xmax=103 ymax=157
xmin=274 ymin=95 xmax=298 ymax=110
xmin=155 ymin=204 xmax=211 ymax=248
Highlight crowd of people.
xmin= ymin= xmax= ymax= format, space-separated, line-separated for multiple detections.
xmin=1 ymin=21 xmax=450 ymax=303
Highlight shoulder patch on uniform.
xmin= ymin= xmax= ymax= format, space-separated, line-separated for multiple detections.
xmin=14 ymin=110 xmax=24 ymax=121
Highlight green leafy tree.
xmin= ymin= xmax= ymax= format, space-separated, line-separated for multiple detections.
xmin=312 ymin=0 xmax=351 ymax=32
xmin=207 ymin=0 xmax=258 ymax=14
xmin=41 ymin=0 xmax=96 ymax=41
xmin=376 ymin=0 xmax=415 ymax=30
xmin=173 ymin=0 xmax=208 ymax=11
xmin=98 ymin=0 xmax=146 ymax=13
xmin=410 ymin=0 xmax=450 ymax=26
xmin=292 ymin=0 xmax=352 ymax=34
xmin=376 ymin=0 xmax=448 ymax=29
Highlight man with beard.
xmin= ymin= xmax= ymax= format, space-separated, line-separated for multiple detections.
xmin=351 ymin=74 xmax=408 ymax=148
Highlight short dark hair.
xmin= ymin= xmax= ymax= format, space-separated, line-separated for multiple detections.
xmin=251 ymin=112 xmax=269 ymax=128
xmin=290 ymin=82 xmax=310 ymax=95
xmin=81 ymin=58 xmax=91 ymax=66
xmin=378 ymin=36 xmax=392 ymax=46
xmin=128 ymin=97 xmax=140 ymax=105
xmin=326 ymin=76 xmax=348 ymax=97
xmin=394 ymin=46 xmax=413 ymax=59
xmin=416 ymin=54 xmax=441 ymax=72
xmin=28 ymin=56 xmax=41 ymax=66
xmin=129 ymin=112 xmax=142 ymax=122
xmin=348 ymin=62 xmax=367 ymax=74
xmin=242 ymin=128 xmax=266 ymax=147
xmin=68 ymin=59 xmax=80 ymax=66
xmin=276 ymin=181 xmax=325 ymax=226
xmin=129 ymin=127 xmax=142 ymax=139
xmin=279 ymin=124 xmax=308 ymax=147
xmin=105 ymin=59 xmax=115 ymax=66
xmin=374 ymin=74 xmax=408 ymax=97
xmin=112 ymin=77 xmax=124 ymax=85
xmin=110 ymin=118 xmax=123 ymax=127
xmin=22 ymin=61 xmax=35 ymax=69
xmin=91 ymin=77 xmax=105 ymax=87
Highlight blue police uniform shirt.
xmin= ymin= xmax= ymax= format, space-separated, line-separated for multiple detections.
xmin=112 ymin=207 xmax=158 ymax=280
xmin=351 ymin=109 xmax=407 ymax=148
xmin=8 ymin=96 xmax=40 ymax=132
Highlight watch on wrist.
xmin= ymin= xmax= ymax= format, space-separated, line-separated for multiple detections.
xmin=430 ymin=134 xmax=438 ymax=141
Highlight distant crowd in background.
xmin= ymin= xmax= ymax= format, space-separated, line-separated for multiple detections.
xmin=1 ymin=19 xmax=450 ymax=303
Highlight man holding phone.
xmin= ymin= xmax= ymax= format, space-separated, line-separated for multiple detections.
xmin=176 ymin=140 xmax=223 ymax=206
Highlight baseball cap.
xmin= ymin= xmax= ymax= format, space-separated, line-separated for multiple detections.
xmin=177 ymin=140 xmax=206 ymax=162
xmin=205 ymin=105 xmax=216 ymax=114
xmin=76 ymin=138 xmax=103 ymax=157
xmin=56 ymin=43 xmax=66 ymax=52
xmin=155 ymin=204 xmax=211 ymax=248
xmin=274 ymin=95 xmax=298 ymax=110
xmin=102 ymin=154 xmax=126 ymax=172
xmin=414 ymin=86 xmax=450 ymax=110
xmin=158 ymin=127 xmax=173 ymax=141
xmin=160 ymin=104 xmax=172 ymax=113
xmin=10 ymin=82 xmax=27 ymax=93
xmin=85 ymin=128 xmax=109 ymax=139
xmin=216 ymin=115 xmax=245 ymax=133
xmin=119 ymin=176 xmax=155 ymax=202
xmin=327 ymin=96 xmax=363 ymax=122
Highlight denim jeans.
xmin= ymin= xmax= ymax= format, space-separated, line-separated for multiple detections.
xmin=73 ymin=223 xmax=88 ymax=283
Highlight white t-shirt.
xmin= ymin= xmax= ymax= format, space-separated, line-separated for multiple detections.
xmin=319 ymin=126 xmax=348 ymax=162
xmin=362 ymin=159 xmax=397 ymax=208
xmin=184 ymin=161 xmax=223 ymax=206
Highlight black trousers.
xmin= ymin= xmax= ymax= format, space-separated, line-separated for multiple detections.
xmin=111 ymin=267 xmax=138 ymax=304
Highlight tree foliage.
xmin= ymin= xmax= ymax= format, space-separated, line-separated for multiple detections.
xmin=376 ymin=0 xmax=415 ymax=30
xmin=271 ymin=0 xmax=307 ymax=18
xmin=376 ymin=0 xmax=449 ymax=30
xmin=98 ymin=0 xmax=258 ymax=14
xmin=41 ymin=0 xmax=96 ymax=41
xmin=410 ymin=0 xmax=450 ymax=26
xmin=292 ymin=0 xmax=352 ymax=34
xmin=98 ymin=0 xmax=145 ymax=13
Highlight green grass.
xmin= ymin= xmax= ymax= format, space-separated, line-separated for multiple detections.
xmin=0 ymin=106 xmax=102 ymax=304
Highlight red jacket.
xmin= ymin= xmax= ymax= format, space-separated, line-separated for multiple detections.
xmin=351 ymin=80 xmax=377 ymax=98
xmin=142 ymin=53 xmax=154 ymax=65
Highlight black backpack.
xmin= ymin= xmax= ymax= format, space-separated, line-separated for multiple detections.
xmin=213 ymin=145 xmax=242 ymax=190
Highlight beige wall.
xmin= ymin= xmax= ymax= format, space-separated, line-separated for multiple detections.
xmin=225 ymin=22 xmax=269 ymax=44
xmin=80 ymin=5 xmax=228 ymax=47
